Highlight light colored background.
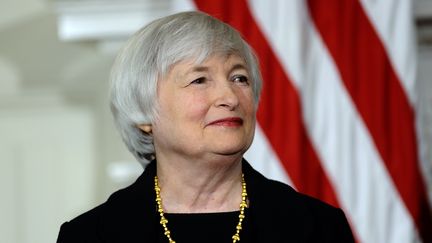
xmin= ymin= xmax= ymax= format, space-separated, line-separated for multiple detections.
xmin=0 ymin=0 xmax=431 ymax=242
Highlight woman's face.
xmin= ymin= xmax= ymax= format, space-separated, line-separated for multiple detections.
xmin=149 ymin=54 xmax=256 ymax=162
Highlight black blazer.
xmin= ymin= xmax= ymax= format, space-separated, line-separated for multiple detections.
xmin=57 ymin=160 xmax=354 ymax=242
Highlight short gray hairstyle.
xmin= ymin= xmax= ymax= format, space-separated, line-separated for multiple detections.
xmin=110 ymin=11 xmax=263 ymax=166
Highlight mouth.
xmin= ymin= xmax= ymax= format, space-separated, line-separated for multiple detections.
xmin=208 ymin=117 xmax=244 ymax=127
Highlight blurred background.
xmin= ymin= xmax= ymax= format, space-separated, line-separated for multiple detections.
xmin=0 ymin=0 xmax=431 ymax=243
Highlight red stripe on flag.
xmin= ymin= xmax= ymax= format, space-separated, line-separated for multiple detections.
xmin=194 ymin=0 xmax=341 ymax=207
xmin=307 ymin=0 xmax=432 ymax=241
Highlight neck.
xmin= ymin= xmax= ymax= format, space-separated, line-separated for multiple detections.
xmin=154 ymin=172 xmax=248 ymax=243
xmin=154 ymin=154 xmax=244 ymax=213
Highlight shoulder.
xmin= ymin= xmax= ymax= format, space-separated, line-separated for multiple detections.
xmin=56 ymin=186 xmax=132 ymax=242
xmin=266 ymin=178 xmax=338 ymax=214
xmin=244 ymin=160 xmax=338 ymax=214
xmin=243 ymin=161 xmax=354 ymax=242
xmin=243 ymin=160 xmax=343 ymax=216
xmin=56 ymin=203 xmax=107 ymax=243
xmin=255 ymin=177 xmax=343 ymax=220
xmin=256 ymin=179 xmax=354 ymax=242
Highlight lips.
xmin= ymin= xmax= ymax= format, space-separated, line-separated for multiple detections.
xmin=208 ymin=117 xmax=244 ymax=127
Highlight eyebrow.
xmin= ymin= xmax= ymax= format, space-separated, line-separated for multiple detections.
xmin=189 ymin=63 xmax=248 ymax=73
xmin=190 ymin=66 xmax=209 ymax=72
xmin=229 ymin=63 xmax=248 ymax=73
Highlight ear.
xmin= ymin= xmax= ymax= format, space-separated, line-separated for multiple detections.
xmin=138 ymin=124 xmax=152 ymax=134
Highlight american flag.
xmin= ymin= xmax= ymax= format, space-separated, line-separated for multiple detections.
xmin=174 ymin=0 xmax=432 ymax=242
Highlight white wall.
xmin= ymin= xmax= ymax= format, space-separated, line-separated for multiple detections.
xmin=0 ymin=100 xmax=96 ymax=243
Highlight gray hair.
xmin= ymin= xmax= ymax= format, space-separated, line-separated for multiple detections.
xmin=109 ymin=11 xmax=263 ymax=166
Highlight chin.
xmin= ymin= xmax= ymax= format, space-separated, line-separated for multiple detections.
xmin=213 ymin=144 xmax=248 ymax=157
xmin=208 ymin=135 xmax=253 ymax=156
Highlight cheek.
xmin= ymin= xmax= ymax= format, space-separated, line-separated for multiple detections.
xmin=183 ymin=92 xmax=210 ymax=118
xmin=240 ymin=90 xmax=256 ymax=114
xmin=241 ymin=91 xmax=257 ymax=136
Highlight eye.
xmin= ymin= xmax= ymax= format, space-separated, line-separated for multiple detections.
xmin=232 ymin=75 xmax=249 ymax=85
xmin=190 ymin=77 xmax=206 ymax=85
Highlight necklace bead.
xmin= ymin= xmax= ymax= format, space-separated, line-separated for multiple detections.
xmin=154 ymin=174 xmax=248 ymax=243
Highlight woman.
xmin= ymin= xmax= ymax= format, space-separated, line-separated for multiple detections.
xmin=57 ymin=11 xmax=354 ymax=243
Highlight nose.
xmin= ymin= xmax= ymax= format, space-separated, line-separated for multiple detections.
xmin=214 ymin=82 xmax=239 ymax=110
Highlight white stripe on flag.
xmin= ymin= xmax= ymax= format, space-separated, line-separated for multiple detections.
xmin=244 ymin=125 xmax=293 ymax=187
xmin=247 ymin=0 xmax=420 ymax=242
xmin=360 ymin=0 xmax=432 ymax=215
xmin=360 ymin=0 xmax=432 ymax=238
xmin=358 ymin=0 xmax=417 ymax=105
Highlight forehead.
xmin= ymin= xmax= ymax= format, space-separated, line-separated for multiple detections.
xmin=173 ymin=54 xmax=248 ymax=73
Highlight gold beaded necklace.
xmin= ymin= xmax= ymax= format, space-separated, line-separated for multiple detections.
xmin=154 ymin=174 xmax=248 ymax=243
